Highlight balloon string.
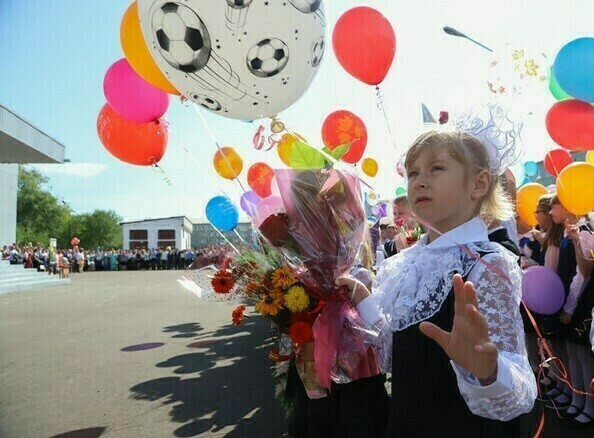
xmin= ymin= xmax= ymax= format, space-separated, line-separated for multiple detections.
xmin=375 ymin=85 xmax=399 ymax=157
xmin=194 ymin=104 xmax=248 ymax=194
xmin=208 ymin=221 xmax=241 ymax=255
xmin=148 ymin=158 xmax=173 ymax=187
xmin=233 ymin=229 xmax=245 ymax=243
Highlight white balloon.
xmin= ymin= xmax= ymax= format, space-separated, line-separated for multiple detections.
xmin=138 ymin=0 xmax=326 ymax=120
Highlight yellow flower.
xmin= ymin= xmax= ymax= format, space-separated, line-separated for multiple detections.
xmin=284 ymin=286 xmax=310 ymax=313
xmin=271 ymin=266 xmax=298 ymax=289
xmin=255 ymin=289 xmax=284 ymax=316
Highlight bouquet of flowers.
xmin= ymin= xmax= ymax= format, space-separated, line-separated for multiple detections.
xmin=257 ymin=168 xmax=381 ymax=391
xmin=395 ymin=217 xmax=424 ymax=246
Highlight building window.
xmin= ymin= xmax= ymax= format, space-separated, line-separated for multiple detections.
xmin=158 ymin=229 xmax=175 ymax=240
xmin=130 ymin=240 xmax=148 ymax=250
xmin=130 ymin=229 xmax=148 ymax=240
xmin=158 ymin=240 xmax=176 ymax=249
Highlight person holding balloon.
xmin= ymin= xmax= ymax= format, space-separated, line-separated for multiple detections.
xmin=540 ymin=195 xmax=589 ymax=409
xmin=336 ymin=127 xmax=536 ymax=436
xmin=547 ymin=197 xmax=594 ymax=426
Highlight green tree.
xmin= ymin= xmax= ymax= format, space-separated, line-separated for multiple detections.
xmin=16 ymin=166 xmax=70 ymax=245
xmin=17 ymin=166 xmax=123 ymax=250
xmin=78 ymin=210 xmax=123 ymax=250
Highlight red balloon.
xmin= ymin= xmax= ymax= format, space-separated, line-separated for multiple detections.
xmin=546 ymin=100 xmax=594 ymax=151
xmin=247 ymin=162 xmax=274 ymax=198
xmin=321 ymin=110 xmax=368 ymax=164
xmin=333 ymin=7 xmax=396 ymax=86
xmin=97 ymin=104 xmax=168 ymax=166
xmin=544 ymin=149 xmax=574 ymax=177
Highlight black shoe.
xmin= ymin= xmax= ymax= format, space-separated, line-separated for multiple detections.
xmin=543 ymin=394 xmax=571 ymax=410
xmin=561 ymin=406 xmax=583 ymax=422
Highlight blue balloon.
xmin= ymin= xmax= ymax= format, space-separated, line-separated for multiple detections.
xmin=524 ymin=161 xmax=539 ymax=177
xmin=554 ymin=38 xmax=594 ymax=102
xmin=206 ymin=196 xmax=239 ymax=231
xmin=520 ymin=176 xmax=531 ymax=187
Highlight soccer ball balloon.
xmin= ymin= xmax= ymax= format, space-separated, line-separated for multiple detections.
xmin=138 ymin=0 xmax=326 ymax=120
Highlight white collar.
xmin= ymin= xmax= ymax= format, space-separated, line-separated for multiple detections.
xmin=418 ymin=217 xmax=488 ymax=250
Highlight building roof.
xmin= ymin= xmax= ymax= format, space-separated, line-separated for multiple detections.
xmin=120 ymin=216 xmax=193 ymax=226
xmin=0 ymin=105 xmax=66 ymax=164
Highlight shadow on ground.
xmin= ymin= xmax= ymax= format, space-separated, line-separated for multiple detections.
xmin=128 ymin=317 xmax=285 ymax=437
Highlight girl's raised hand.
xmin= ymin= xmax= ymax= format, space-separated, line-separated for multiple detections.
xmin=419 ymin=274 xmax=498 ymax=384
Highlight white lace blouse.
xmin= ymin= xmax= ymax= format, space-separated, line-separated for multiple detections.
xmin=357 ymin=217 xmax=537 ymax=422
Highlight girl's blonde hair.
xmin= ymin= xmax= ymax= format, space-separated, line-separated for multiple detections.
xmin=404 ymin=130 xmax=514 ymax=223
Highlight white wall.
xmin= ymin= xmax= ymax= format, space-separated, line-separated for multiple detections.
xmin=0 ymin=164 xmax=18 ymax=246
xmin=122 ymin=217 xmax=193 ymax=250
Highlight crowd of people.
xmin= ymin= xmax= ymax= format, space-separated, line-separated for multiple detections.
xmin=1 ymin=244 xmax=232 ymax=274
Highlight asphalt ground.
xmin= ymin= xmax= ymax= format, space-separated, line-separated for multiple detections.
xmin=0 ymin=270 xmax=591 ymax=437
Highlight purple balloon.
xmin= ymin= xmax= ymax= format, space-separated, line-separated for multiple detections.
xmin=371 ymin=205 xmax=381 ymax=215
xmin=378 ymin=202 xmax=388 ymax=218
xmin=240 ymin=190 xmax=261 ymax=217
xmin=522 ymin=266 xmax=565 ymax=315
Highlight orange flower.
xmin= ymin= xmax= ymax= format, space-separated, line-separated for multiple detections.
xmin=290 ymin=321 xmax=313 ymax=344
xmin=211 ymin=269 xmax=235 ymax=294
xmin=271 ymin=266 xmax=298 ymax=289
xmin=232 ymin=305 xmax=246 ymax=326
xmin=245 ymin=280 xmax=261 ymax=296
xmin=255 ymin=289 xmax=283 ymax=316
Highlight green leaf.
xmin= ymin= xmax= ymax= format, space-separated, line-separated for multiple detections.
xmin=329 ymin=143 xmax=352 ymax=161
xmin=290 ymin=141 xmax=326 ymax=169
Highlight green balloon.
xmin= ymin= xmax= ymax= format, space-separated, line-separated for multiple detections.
xmin=395 ymin=187 xmax=406 ymax=197
xmin=549 ymin=66 xmax=572 ymax=101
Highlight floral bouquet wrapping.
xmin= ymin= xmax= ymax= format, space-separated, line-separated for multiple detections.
xmin=258 ymin=169 xmax=381 ymax=390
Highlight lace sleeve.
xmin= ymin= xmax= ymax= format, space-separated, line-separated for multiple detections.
xmin=452 ymin=250 xmax=537 ymax=421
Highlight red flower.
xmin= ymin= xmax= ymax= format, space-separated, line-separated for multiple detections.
xmin=395 ymin=217 xmax=405 ymax=227
xmin=259 ymin=213 xmax=291 ymax=247
xmin=290 ymin=311 xmax=315 ymax=327
xmin=405 ymin=236 xmax=418 ymax=246
xmin=211 ymin=269 xmax=235 ymax=294
xmin=232 ymin=305 xmax=246 ymax=326
xmin=290 ymin=321 xmax=313 ymax=344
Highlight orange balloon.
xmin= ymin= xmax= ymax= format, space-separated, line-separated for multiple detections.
xmin=277 ymin=132 xmax=306 ymax=167
xmin=120 ymin=2 xmax=179 ymax=95
xmin=322 ymin=110 xmax=367 ymax=164
xmin=556 ymin=162 xmax=594 ymax=215
xmin=361 ymin=157 xmax=378 ymax=177
xmin=248 ymin=162 xmax=275 ymax=198
xmin=97 ymin=104 xmax=168 ymax=166
xmin=213 ymin=147 xmax=243 ymax=179
xmin=516 ymin=183 xmax=548 ymax=227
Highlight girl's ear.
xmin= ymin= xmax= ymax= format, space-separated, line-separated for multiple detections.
xmin=471 ymin=169 xmax=491 ymax=200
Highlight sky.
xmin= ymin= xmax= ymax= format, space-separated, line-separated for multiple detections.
xmin=1 ymin=0 xmax=593 ymax=222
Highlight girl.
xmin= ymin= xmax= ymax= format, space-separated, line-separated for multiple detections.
xmin=549 ymin=197 xmax=594 ymax=425
xmin=338 ymin=130 xmax=536 ymax=436
xmin=535 ymin=195 xmax=564 ymax=270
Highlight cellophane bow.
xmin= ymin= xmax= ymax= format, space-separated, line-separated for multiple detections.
xmin=259 ymin=168 xmax=381 ymax=389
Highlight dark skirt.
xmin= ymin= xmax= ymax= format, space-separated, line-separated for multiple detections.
xmin=287 ymin=360 xmax=389 ymax=438
xmin=568 ymin=277 xmax=594 ymax=346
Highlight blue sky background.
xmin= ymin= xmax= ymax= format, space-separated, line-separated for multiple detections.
xmin=1 ymin=0 xmax=592 ymax=221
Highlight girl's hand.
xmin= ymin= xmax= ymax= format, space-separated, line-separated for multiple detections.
xmin=565 ymin=219 xmax=580 ymax=243
xmin=419 ymin=274 xmax=498 ymax=384
xmin=335 ymin=276 xmax=371 ymax=306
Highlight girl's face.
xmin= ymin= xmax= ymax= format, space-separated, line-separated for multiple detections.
xmin=550 ymin=203 xmax=569 ymax=224
xmin=407 ymin=149 xmax=487 ymax=236
xmin=535 ymin=208 xmax=551 ymax=230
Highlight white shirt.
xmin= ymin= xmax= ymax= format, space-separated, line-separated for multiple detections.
xmin=357 ymin=216 xmax=536 ymax=422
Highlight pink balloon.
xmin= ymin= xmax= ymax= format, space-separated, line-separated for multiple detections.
xmin=255 ymin=196 xmax=284 ymax=227
xmin=103 ymin=58 xmax=170 ymax=123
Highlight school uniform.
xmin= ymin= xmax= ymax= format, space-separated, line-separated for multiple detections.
xmin=357 ymin=217 xmax=536 ymax=436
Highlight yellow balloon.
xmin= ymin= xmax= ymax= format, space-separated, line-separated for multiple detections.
xmin=277 ymin=132 xmax=306 ymax=167
xmin=516 ymin=183 xmax=548 ymax=227
xmin=556 ymin=162 xmax=594 ymax=215
xmin=120 ymin=2 xmax=179 ymax=95
xmin=586 ymin=150 xmax=594 ymax=165
xmin=361 ymin=158 xmax=378 ymax=177
xmin=213 ymin=147 xmax=243 ymax=180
